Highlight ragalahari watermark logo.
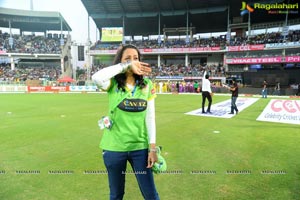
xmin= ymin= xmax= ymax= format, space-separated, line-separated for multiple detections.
xmin=240 ymin=1 xmax=298 ymax=15
xmin=240 ymin=2 xmax=254 ymax=16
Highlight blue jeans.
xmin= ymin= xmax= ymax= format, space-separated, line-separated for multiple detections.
xmin=231 ymin=96 xmax=238 ymax=113
xmin=262 ymin=89 xmax=268 ymax=98
xmin=103 ymin=149 xmax=160 ymax=200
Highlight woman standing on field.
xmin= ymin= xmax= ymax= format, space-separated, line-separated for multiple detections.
xmin=92 ymin=44 xmax=160 ymax=200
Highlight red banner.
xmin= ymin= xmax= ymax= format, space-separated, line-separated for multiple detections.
xmin=227 ymin=45 xmax=265 ymax=51
xmin=141 ymin=47 xmax=221 ymax=53
xmin=27 ymin=86 xmax=69 ymax=92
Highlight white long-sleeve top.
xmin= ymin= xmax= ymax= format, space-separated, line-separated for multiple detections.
xmin=201 ymin=71 xmax=212 ymax=93
xmin=92 ymin=63 xmax=156 ymax=144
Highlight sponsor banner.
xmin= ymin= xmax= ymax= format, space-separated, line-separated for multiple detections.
xmin=265 ymin=41 xmax=300 ymax=49
xmin=141 ymin=47 xmax=221 ymax=53
xmin=90 ymin=50 xmax=117 ymax=55
xmin=227 ymin=45 xmax=265 ymax=51
xmin=226 ymin=56 xmax=300 ymax=64
xmin=27 ymin=86 xmax=46 ymax=92
xmin=225 ymin=57 xmax=282 ymax=64
xmin=155 ymin=76 xmax=183 ymax=80
xmin=28 ymin=86 xmax=69 ymax=92
xmin=185 ymin=97 xmax=259 ymax=118
xmin=69 ymin=85 xmax=98 ymax=92
xmin=184 ymin=76 xmax=203 ymax=80
xmin=256 ymin=99 xmax=300 ymax=125
xmin=91 ymin=47 xmax=222 ymax=55
xmin=0 ymin=86 xmax=27 ymax=92
xmin=285 ymin=56 xmax=300 ymax=63
xmin=0 ymin=50 xmax=7 ymax=54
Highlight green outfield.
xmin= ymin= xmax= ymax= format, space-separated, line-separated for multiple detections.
xmin=0 ymin=93 xmax=299 ymax=200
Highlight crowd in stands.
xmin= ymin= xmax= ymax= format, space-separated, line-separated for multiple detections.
xmin=2 ymin=63 xmax=300 ymax=94
xmin=1 ymin=29 xmax=299 ymax=54
xmin=233 ymin=30 xmax=300 ymax=46
xmin=91 ymin=30 xmax=300 ymax=50
xmin=226 ymin=51 xmax=282 ymax=59
xmin=1 ymin=29 xmax=299 ymax=87
xmin=90 ymin=37 xmax=227 ymax=50
xmin=0 ymin=64 xmax=61 ymax=84
xmin=0 ymin=31 xmax=63 ymax=54
xmin=0 ymin=29 xmax=299 ymax=54
xmin=91 ymin=63 xmax=225 ymax=79
xmin=150 ymin=63 xmax=225 ymax=77
xmin=90 ymin=63 xmax=224 ymax=93
xmin=227 ymin=49 xmax=300 ymax=59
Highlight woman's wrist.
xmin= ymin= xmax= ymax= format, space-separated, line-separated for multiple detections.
xmin=120 ymin=60 xmax=131 ymax=73
xmin=149 ymin=148 xmax=157 ymax=153
xmin=149 ymin=143 xmax=157 ymax=153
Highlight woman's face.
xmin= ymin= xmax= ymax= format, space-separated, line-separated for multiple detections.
xmin=121 ymin=48 xmax=139 ymax=63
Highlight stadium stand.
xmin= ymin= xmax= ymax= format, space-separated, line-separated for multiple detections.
xmin=0 ymin=1 xmax=300 ymax=95
xmin=0 ymin=7 xmax=72 ymax=86
xmin=83 ymin=0 xmax=300 ymax=95
xmin=0 ymin=32 xmax=62 ymax=54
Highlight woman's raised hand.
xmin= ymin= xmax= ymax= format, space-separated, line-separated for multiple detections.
xmin=130 ymin=61 xmax=152 ymax=75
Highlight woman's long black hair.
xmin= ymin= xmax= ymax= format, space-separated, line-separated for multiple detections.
xmin=113 ymin=44 xmax=146 ymax=92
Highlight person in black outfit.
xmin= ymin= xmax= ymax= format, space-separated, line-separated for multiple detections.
xmin=228 ymin=78 xmax=239 ymax=114
xmin=262 ymin=80 xmax=268 ymax=98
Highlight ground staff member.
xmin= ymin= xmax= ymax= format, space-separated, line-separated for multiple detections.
xmin=201 ymin=70 xmax=213 ymax=114
xmin=92 ymin=44 xmax=160 ymax=200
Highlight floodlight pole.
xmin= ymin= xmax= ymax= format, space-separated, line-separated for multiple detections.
xmin=185 ymin=9 xmax=190 ymax=45
xmin=186 ymin=9 xmax=189 ymax=41
xmin=227 ymin=6 xmax=230 ymax=44
xmin=8 ymin=20 xmax=13 ymax=49
xmin=247 ymin=12 xmax=251 ymax=41
xmin=157 ymin=13 xmax=161 ymax=67
xmin=283 ymin=0 xmax=289 ymax=41
xmin=60 ymin=17 xmax=64 ymax=76
xmin=158 ymin=13 xmax=161 ymax=36
xmin=86 ymin=16 xmax=91 ymax=81
xmin=282 ymin=0 xmax=290 ymax=58
xmin=185 ymin=9 xmax=189 ymax=67
xmin=122 ymin=16 xmax=125 ymax=44
xmin=224 ymin=5 xmax=231 ymax=71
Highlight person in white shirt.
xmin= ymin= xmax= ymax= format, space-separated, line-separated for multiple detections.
xmin=201 ymin=70 xmax=213 ymax=114
xmin=159 ymin=81 xmax=163 ymax=93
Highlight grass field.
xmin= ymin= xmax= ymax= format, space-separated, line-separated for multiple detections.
xmin=0 ymin=93 xmax=299 ymax=200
